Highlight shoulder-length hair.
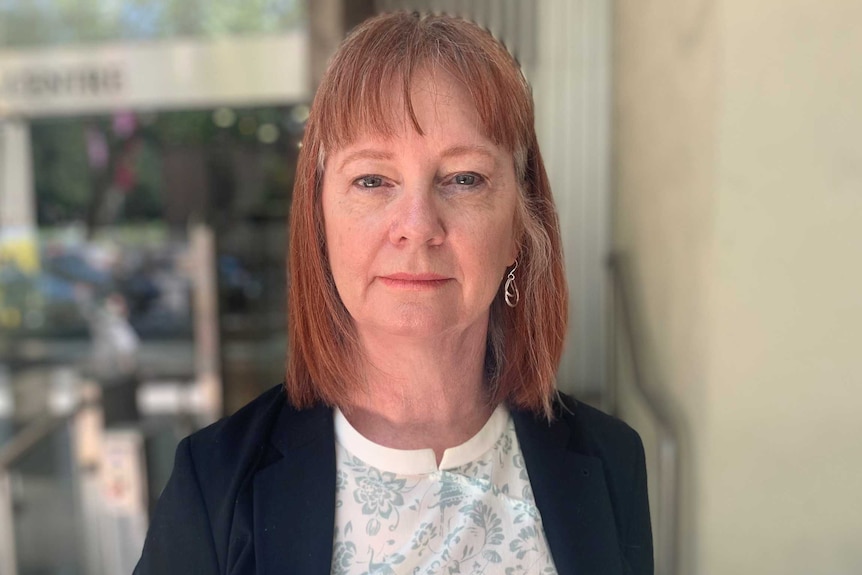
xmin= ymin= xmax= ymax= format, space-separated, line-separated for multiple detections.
xmin=287 ymin=11 xmax=567 ymax=417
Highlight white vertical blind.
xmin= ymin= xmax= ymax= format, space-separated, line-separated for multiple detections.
xmin=533 ymin=0 xmax=611 ymax=398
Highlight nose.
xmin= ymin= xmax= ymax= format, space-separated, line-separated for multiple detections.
xmin=388 ymin=185 xmax=446 ymax=247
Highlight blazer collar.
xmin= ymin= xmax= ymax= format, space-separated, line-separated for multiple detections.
xmin=250 ymin=398 xmax=623 ymax=575
xmin=252 ymin=401 xmax=336 ymax=575
xmin=511 ymin=403 xmax=624 ymax=575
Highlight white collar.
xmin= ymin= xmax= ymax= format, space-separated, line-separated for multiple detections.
xmin=334 ymin=404 xmax=509 ymax=475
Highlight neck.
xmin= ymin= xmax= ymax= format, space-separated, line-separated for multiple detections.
xmin=342 ymin=325 xmax=494 ymax=463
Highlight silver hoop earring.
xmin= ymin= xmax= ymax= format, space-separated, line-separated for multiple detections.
xmin=504 ymin=260 xmax=520 ymax=308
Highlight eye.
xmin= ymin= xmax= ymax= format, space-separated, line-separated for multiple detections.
xmin=451 ymin=172 xmax=483 ymax=187
xmin=355 ymin=175 xmax=384 ymax=188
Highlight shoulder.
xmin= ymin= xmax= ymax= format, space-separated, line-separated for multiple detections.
xmin=511 ymin=391 xmax=647 ymax=489
xmin=187 ymin=384 xmax=286 ymax=453
xmin=137 ymin=385 xmax=296 ymax=572
xmin=192 ymin=383 xmax=286 ymax=436
xmin=553 ymin=392 xmax=646 ymax=467
xmin=510 ymin=391 xmax=652 ymax=570
xmin=553 ymin=392 xmax=653 ymax=568
xmin=180 ymin=384 xmax=292 ymax=499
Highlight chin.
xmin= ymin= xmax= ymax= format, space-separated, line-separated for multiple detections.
xmin=382 ymin=317 xmax=454 ymax=339
xmin=364 ymin=305 xmax=461 ymax=339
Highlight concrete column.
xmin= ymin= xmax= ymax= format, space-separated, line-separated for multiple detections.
xmin=307 ymin=0 xmax=375 ymax=90
xmin=613 ymin=1 xmax=862 ymax=573
xmin=0 ymin=119 xmax=39 ymax=273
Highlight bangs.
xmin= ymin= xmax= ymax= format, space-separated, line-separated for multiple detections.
xmin=312 ymin=12 xmax=533 ymax=163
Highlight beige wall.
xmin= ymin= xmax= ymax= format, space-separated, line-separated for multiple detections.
xmin=614 ymin=0 xmax=862 ymax=573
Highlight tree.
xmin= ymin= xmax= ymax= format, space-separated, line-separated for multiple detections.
xmin=0 ymin=0 xmax=305 ymax=49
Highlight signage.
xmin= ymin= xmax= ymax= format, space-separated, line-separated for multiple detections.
xmin=1 ymin=65 xmax=123 ymax=99
xmin=0 ymin=32 xmax=308 ymax=117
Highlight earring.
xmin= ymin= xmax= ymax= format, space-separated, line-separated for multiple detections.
xmin=504 ymin=260 xmax=520 ymax=308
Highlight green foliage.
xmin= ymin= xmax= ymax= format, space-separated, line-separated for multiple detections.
xmin=31 ymin=118 xmax=93 ymax=223
xmin=124 ymin=136 xmax=162 ymax=221
xmin=151 ymin=110 xmax=216 ymax=146
xmin=0 ymin=0 xmax=305 ymax=49
xmin=30 ymin=105 xmax=300 ymax=228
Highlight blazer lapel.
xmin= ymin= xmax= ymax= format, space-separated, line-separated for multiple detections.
xmin=253 ymin=403 xmax=336 ymax=575
xmin=512 ymin=406 xmax=624 ymax=575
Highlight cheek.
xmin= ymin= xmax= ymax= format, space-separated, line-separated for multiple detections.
xmin=322 ymin=196 xmax=353 ymax=284
xmin=325 ymin=211 xmax=380 ymax=298
xmin=461 ymin=216 xmax=517 ymax=282
xmin=490 ymin=203 xmax=519 ymax=259
xmin=326 ymin=218 xmax=359 ymax=275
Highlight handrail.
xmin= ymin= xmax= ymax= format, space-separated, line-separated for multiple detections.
xmin=608 ymin=253 xmax=681 ymax=575
xmin=0 ymin=398 xmax=95 ymax=575
xmin=0 ymin=400 xmax=94 ymax=470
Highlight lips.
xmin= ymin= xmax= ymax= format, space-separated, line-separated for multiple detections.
xmin=378 ymin=272 xmax=452 ymax=289
xmin=382 ymin=272 xmax=448 ymax=281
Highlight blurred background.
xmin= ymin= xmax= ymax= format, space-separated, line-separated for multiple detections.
xmin=0 ymin=1 xmax=859 ymax=574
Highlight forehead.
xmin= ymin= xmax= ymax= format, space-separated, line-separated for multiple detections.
xmin=326 ymin=68 xmax=498 ymax=162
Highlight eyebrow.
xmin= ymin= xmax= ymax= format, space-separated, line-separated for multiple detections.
xmin=336 ymin=143 xmax=498 ymax=173
xmin=337 ymin=149 xmax=394 ymax=172
xmin=439 ymin=144 xmax=497 ymax=161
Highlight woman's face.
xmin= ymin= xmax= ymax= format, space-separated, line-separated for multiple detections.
xmin=321 ymin=69 xmax=519 ymax=341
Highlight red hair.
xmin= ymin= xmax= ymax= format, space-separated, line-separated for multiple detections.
xmin=287 ymin=11 xmax=567 ymax=417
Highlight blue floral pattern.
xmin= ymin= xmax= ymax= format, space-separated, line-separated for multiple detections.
xmin=331 ymin=417 xmax=556 ymax=574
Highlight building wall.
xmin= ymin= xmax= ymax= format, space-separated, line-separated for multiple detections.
xmin=614 ymin=0 xmax=862 ymax=572
xmin=613 ymin=1 xmax=719 ymax=571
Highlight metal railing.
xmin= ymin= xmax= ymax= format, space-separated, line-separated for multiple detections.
xmin=0 ymin=397 xmax=94 ymax=575
xmin=608 ymin=253 xmax=682 ymax=575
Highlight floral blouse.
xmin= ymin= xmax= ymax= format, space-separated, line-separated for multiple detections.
xmin=331 ymin=405 xmax=558 ymax=575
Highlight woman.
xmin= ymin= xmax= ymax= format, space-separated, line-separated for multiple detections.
xmin=136 ymin=11 xmax=652 ymax=575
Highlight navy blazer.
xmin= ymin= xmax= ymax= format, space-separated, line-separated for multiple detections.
xmin=135 ymin=385 xmax=653 ymax=574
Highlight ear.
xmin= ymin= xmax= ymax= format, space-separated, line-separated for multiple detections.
xmin=506 ymin=242 xmax=519 ymax=268
xmin=509 ymin=201 xmax=526 ymax=268
xmin=508 ymin=231 xmax=522 ymax=267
